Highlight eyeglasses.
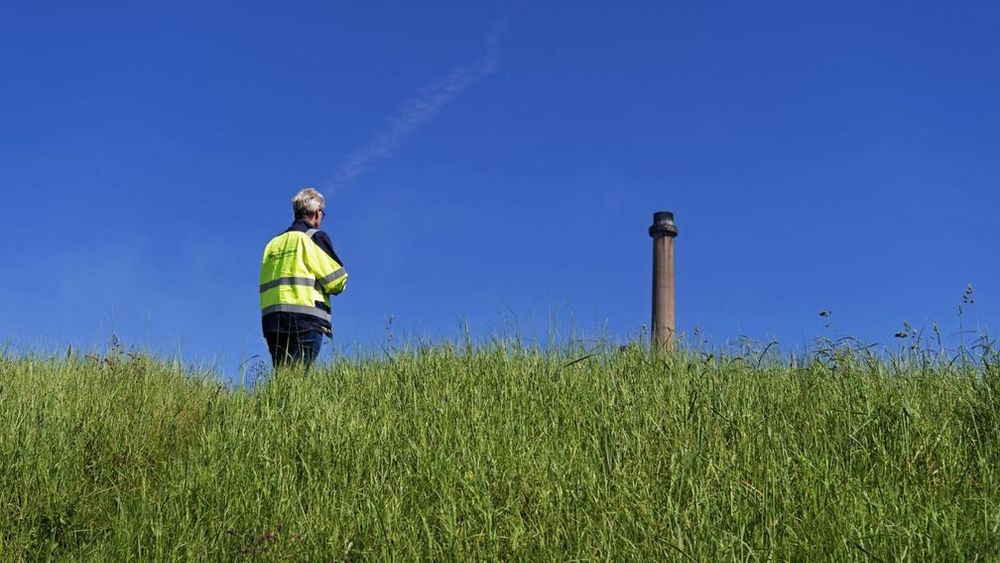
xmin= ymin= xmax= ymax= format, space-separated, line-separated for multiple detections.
xmin=319 ymin=209 xmax=326 ymax=218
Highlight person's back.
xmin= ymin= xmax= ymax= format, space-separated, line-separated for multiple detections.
xmin=260 ymin=187 xmax=348 ymax=368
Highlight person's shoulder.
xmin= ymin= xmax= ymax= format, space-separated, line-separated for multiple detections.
xmin=311 ymin=230 xmax=332 ymax=243
xmin=309 ymin=230 xmax=343 ymax=264
xmin=310 ymin=230 xmax=336 ymax=252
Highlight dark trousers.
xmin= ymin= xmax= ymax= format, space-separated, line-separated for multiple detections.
xmin=265 ymin=330 xmax=324 ymax=369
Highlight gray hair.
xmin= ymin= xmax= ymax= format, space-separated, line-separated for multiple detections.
xmin=292 ymin=188 xmax=325 ymax=219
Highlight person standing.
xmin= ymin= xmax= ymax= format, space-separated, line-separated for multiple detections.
xmin=259 ymin=188 xmax=348 ymax=369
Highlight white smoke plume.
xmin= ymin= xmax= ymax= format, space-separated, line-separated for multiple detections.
xmin=328 ymin=19 xmax=507 ymax=191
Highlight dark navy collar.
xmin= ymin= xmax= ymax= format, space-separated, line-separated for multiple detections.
xmin=287 ymin=219 xmax=315 ymax=233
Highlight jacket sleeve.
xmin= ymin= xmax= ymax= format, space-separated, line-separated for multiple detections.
xmin=312 ymin=231 xmax=345 ymax=267
xmin=307 ymin=231 xmax=348 ymax=295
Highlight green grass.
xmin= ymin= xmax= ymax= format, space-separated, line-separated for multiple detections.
xmin=1 ymin=341 xmax=998 ymax=560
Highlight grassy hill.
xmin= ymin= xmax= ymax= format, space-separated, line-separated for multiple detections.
xmin=1 ymin=342 xmax=998 ymax=560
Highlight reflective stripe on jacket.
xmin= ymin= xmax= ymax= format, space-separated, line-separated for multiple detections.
xmin=260 ymin=223 xmax=347 ymax=333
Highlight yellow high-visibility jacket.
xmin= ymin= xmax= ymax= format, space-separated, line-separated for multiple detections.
xmin=260 ymin=221 xmax=347 ymax=334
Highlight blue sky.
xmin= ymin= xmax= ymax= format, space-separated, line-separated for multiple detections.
xmin=1 ymin=1 xmax=997 ymax=377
